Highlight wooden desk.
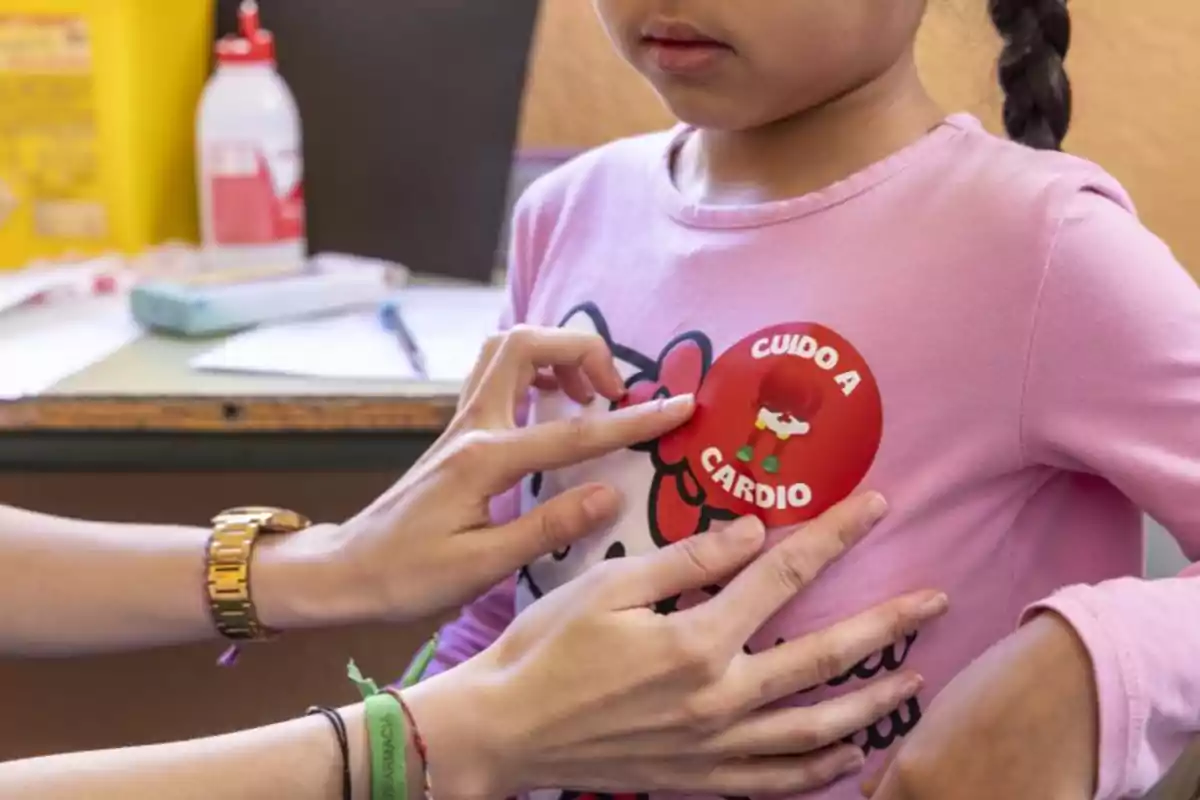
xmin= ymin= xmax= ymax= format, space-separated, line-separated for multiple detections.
xmin=0 ymin=325 xmax=462 ymax=761
xmin=0 ymin=323 xmax=461 ymax=470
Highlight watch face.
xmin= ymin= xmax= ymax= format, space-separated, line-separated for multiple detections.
xmin=213 ymin=507 xmax=311 ymax=531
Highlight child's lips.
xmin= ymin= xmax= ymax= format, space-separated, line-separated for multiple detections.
xmin=639 ymin=20 xmax=732 ymax=76
xmin=641 ymin=37 xmax=732 ymax=75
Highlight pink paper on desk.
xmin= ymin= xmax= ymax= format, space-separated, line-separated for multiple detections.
xmin=0 ymin=259 xmax=125 ymax=315
xmin=0 ymin=271 xmax=70 ymax=315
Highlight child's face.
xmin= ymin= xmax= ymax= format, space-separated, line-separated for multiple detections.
xmin=594 ymin=0 xmax=927 ymax=131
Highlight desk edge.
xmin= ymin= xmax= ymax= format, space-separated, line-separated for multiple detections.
xmin=0 ymin=395 xmax=458 ymax=433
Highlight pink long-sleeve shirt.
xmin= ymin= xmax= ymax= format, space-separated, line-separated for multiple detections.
xmin=421 ymin=114 xmax=1200 ymax=800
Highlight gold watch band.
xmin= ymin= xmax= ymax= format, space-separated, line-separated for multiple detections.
xmin=206 ymin=506 xmax=311 ymax=642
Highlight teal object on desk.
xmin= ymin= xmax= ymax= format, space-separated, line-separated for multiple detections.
xmin=130 ymin=264 xmax=394 ymax=337
xmin=129 ymin=281 xmax=252 ymax=337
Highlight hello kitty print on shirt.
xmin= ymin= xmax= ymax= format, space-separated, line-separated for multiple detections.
xmin=517 ymin=303 xmax=885 ymax=603
xmin=513 ymin=304 xmax=933 ymax=800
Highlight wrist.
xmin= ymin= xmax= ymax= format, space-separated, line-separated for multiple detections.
xmin=400 ymin=665 xmax=513 ymax=800
xmin=252 ymin=524 xmax=373 ymax=631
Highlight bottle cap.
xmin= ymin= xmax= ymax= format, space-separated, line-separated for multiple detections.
xmin=216 ymin=0 xmax=276 ymax=65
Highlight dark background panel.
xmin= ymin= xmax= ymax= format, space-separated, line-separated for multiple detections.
xmin=215 ymin=0 xmax=541 ymax=283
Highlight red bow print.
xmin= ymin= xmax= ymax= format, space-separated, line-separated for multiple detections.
xmin=617 ymin=336 xmax=711 ymax=547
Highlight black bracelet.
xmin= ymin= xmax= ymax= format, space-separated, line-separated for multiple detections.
xmin=306 ymin=706 xmax=351 ymax=800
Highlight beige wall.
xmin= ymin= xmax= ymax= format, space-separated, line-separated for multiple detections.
xmin=519 ymin=0 xmax=1200 ymax=274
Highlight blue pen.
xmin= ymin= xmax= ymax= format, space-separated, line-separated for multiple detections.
xmin=380 ymin=299 xmax=429 ymax=379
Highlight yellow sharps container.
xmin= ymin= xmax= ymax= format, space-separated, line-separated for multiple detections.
xmin=0 ymin=0 xmax=213 ymax=268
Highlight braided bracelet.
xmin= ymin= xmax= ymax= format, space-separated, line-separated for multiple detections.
xmin=306 ymin=706 xmax=352 ymax=800
xmin=388 ymin=688 xmax=434 ymax=800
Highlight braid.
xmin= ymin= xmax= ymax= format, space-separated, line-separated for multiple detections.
xmin=988 ymin=0 xmax=1072 ymax=150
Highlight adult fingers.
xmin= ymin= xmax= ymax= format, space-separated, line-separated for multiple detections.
xmin=470 ymin=395 xmax=696 ymax=494
xmin=461 ymin=484 xmax=623 ymax=580
xmin=733 ymin=590 xmax=949 ymax=711
xmin=473 ymin=327 xmax=626 ymax=414
xmin=458 ymin=333 xmax=504 ymax=412
xmin=602 ymin=518 xmax=768 ymax=609
xmin=521 ymin=366 xmax=608 ymax=406
xmin=701 ymin=671 xmax=922 ymax=758
xmin=551 ymin=364 xmax=604 ymax=406
xmin=533 ymin=371 xmax=560 ymax=393
xmin=688 ymin=493 xmax=889 ymax=645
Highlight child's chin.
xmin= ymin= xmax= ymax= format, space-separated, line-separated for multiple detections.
xmin=652 ymin=90 xmax=756 ymax=131
xmin=651 ymin=84 xmax=810 ymax=134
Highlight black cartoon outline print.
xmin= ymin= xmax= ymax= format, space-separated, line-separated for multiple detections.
xmin=739 ymin=630 xmax=924 ymax=758
xmin=517 ymin=302 xmax=736 ymax=604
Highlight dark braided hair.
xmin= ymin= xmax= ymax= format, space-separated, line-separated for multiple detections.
xmin=988 ymin=0 xmax=1072 ymax=151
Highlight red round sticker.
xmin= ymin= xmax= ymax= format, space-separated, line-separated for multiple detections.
xmin=664 ymin=323 xmax=883 ymax=528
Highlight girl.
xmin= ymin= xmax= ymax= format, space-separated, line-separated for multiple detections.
xmin=412 ymin=1 xmax=1200 ymax=798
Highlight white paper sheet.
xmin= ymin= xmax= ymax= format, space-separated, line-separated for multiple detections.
xmin=0 ymin=296 xmax=142 ymax=399
xmin=191 ymin=311 xmax=419 ymax=381
xmin=390 ymin=287 xmax=506 ymax=382
xmin=192 ymin=286 xmax=506 ymax=384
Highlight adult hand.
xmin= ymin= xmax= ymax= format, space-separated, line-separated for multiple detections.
xmin=402 ymin=494 xmax=951 ymax=800
xmin=259 ymin=326 xmax=697 ymax=628
xmin=860 ymin=612 xmax=1098 ymax=800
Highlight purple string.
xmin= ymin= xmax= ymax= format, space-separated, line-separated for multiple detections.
xmin=218 ymin=644 xmax=241 ymax=667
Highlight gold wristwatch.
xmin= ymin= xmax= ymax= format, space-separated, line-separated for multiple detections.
xmin=206 ymin=506 xmax=312 ymax=646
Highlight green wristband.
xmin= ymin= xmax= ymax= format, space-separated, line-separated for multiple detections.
xmin=400 ymin=634 xmax=439 ymax=689
xmin=365 ymin=692 xmax=408 ymax=800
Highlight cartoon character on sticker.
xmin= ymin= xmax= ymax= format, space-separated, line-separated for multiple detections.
xmin=664 ymin=322 xmax=884 ymax=529
xmin=736 ymin=359 xmax=825 ymax=474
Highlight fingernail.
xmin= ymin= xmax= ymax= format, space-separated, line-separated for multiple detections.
xmin=840 ymin=749 xmax=867 ymax=775
xmin=902 ymin=672 xmax=925 ymax=696
xmin=582 ymin=486 xmax=621 ymax=521
xmin=726 ymin=517 xmax=766 ymax=546
xmin=917 ymin=592 xmax=949 ymax=617
xmin=663 ymin=394 xmax=695 ymax=413
xmin=865 ymin=492 xmax=888 ymax=523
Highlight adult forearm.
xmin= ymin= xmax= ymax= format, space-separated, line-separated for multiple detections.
xmin=0 ymin=504 xmax=347 ymax=655
xmin=0 ymin=705 xmax=387 ymax=800
xmin=0 ymin=670 xmax=505 ymax=800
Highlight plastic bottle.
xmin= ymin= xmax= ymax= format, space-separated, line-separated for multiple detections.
xmin=197 ymin=0 xmax=306 ymax=272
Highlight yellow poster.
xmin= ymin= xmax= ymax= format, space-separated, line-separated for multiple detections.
xmin=0 ymin=14 xmax=107 ymax=242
